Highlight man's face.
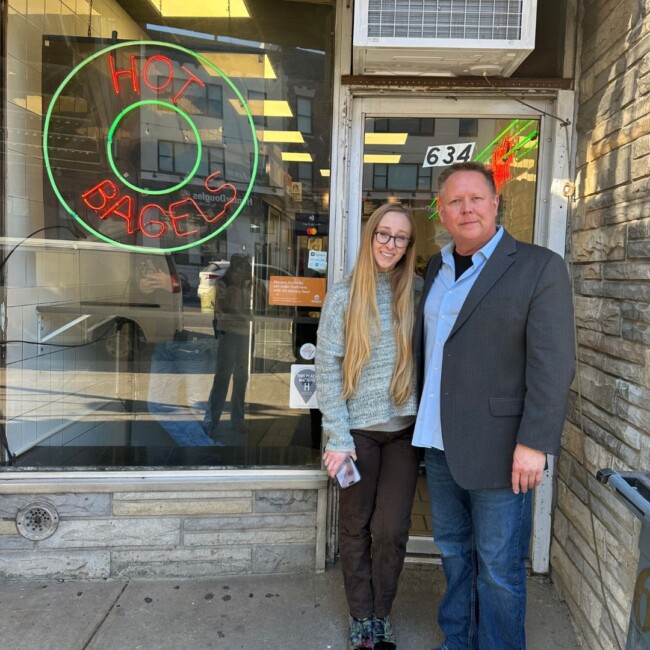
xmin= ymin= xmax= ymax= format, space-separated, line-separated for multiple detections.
xmin=438 ymin=170 xmax=499 ymax=256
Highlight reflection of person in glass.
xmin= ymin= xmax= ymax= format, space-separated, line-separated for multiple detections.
xmin=205 ymin=253 xmax=265 ymax=443
xmin=139 ymin=259 xmax=215 ymax=446
xmin=316 ymin=203 xmax=420 ymax=650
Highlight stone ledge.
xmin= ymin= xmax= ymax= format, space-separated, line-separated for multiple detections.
xmin=0 ymin=470 xmax=329 ymax=494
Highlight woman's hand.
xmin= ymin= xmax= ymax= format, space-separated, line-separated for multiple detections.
xmin=322 ymin=449 xmax=357 ymax=479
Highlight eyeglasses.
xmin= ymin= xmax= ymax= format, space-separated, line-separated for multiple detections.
xmin=374 ymin=231 xmax=411 ymax=248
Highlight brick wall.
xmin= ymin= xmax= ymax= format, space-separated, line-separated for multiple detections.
xmin=551 ymin=1 xmax=650 ymax=648
xmin=0 ymin=477 xmax=327 ymax=580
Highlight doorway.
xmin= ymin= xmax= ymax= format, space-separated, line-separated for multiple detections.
xmin=344 ymin=96 xmax=547 ymax=555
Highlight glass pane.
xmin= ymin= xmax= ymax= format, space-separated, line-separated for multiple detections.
xmin=362 ymin=115 xmax=540 ymax=274
xmin=363 ymin=114 xmax=540 ymax=547
xmin=2 ymin=1 xmax=334 ymax=469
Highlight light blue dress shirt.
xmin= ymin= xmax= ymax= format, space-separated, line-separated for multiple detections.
xmin=412 ymin=227 xmax=505 ymax=450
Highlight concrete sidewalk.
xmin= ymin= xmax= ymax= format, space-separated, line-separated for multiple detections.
xmin=0 ymin=562 xmax=579 ymax=649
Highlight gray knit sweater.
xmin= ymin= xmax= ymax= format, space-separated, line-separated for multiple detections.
xmin=315 ymin=272 xmax=418 ymax=452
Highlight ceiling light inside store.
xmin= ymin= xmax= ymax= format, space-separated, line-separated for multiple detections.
xmin=281 ymin=152 xmax=313 ymax=162
xmin=364 ymin=133 xmax=408 ymax=145
xmin=257 ymin=131 xmax=304 ymax=143
xmin=363 ymin=154 xmax=401 ymax=164
xmin=229 ymin=99 xmax=293 ymax=117
xmin=150 ymin=0 xmax=250 ymax=17
xmin=320 ymin=169 xmax=330 ymax=177
xmin=199 ymin=53 xmax=276 ymax=79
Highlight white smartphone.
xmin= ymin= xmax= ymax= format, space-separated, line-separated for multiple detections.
xmin=336 ymin=456 xmax=361 ymax=489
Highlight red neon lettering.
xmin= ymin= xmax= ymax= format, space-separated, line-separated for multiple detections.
xmin=109 ymin=54 xmax=140 ymax=96
xmin=139 ymin=203 xmax=168 ymax=239
xmin=491 ymin=137 xmax=515 ymax=192
xmin=143 ymin=55 xmax=174 ymax=92
xmin=168 ymin=198 xmax=202 ymax=237
xmin=203 ymin=171 xmax=237 ymax=223
xmin=173 ymin=65 xmax=205 ymax=104
xmin=100 ymin=195 xmax=137 ymax=235
xmin=82 ymin=180 xmax=119 ymax=211
xmin=80 ymin=176 xmax=238 ymax=239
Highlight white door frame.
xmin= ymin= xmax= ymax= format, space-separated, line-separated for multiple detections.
xmin=333 ymin=91 xmax=574 ymax=572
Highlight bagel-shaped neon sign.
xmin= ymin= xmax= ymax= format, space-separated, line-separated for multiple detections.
xmin=43 ymin=41 xmax=258 ymax=253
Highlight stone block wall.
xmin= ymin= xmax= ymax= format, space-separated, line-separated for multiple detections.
xmin=0 ymin=477 xmax=327 ymax=580
xmin=551 ymin=1 xmax=650 ymax=648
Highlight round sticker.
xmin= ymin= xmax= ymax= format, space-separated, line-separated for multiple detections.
xmin=300 ymin=342 xmax=316 ymax=361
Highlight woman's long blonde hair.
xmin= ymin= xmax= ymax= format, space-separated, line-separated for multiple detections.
xmin=342 ymin=202 xmax=417 ymax=405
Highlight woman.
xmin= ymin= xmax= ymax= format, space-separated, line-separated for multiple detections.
xmin=316 ymin=203 xmax=420 ymax=650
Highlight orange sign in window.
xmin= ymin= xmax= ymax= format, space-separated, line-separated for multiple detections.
xmin=269 ymin=276 xmax=326 ymax=307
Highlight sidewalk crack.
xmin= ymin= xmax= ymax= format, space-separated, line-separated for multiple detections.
xmin=82 ymin=582 xmax=129 ymax=649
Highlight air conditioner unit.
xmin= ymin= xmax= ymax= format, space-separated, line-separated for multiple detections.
xmin=353 ymin=0 xmax=538 ymax=77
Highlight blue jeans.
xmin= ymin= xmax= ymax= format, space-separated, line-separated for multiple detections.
xmin=147 ymin=339 xmax=216 ymax=446
xmin=425 ymin=448 xmax=532 ymax=650
xmin=205 ymin=331 xmax=250 ymax=440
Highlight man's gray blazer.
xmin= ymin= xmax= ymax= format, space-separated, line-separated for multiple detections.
xmin=414 ymin=230 xmax=575 ymax=490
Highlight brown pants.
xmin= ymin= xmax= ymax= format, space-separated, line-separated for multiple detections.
xmin=339 ymin=426 xmax=420 ymax=619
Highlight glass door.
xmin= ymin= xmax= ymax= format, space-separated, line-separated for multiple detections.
xmin=345 ymin=96 xmax=549 ymax=555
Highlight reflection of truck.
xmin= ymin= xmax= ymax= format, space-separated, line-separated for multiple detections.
xmin=21 ymin=240 xmax=184 ymax=359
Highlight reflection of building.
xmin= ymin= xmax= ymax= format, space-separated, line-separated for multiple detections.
xmin=1 ymin=4 xmax=648 ymax=646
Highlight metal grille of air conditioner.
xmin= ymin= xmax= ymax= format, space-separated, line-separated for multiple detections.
xmin=367 ymin=0 xmax=524 ymax=42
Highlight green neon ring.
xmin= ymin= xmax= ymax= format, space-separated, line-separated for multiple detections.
xmin=43 ymin=40 xmax=259 ymax=254
xmin=107 ymin=100 xmax=202 ymax=196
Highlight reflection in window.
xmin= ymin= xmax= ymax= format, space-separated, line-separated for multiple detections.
xmin=374 ymin=117 xmax=435 ymax=135
xmin=372 ymin=163 xmax=431 ymax=191
xmin=158 ymin=78 xmax=224 ymax=118
xmin=207 ymin=85 xmax=224 ymax=118
xmin=297 ymin=162 xmax=313 ymax=189
xmin=297 ymin=97 xmax=312 ymax=134
xmin=248 ymin=89 xmax=267 ymax=127
xmin=459 ymin=118 xmax=479 ymax=137
xmin=198 ymin=147 xmax=226 ymax=178
xmin=158 ymin=141 xmax=225 ymax=178
xmin=158 ymin=140 xmax=174 ymax=172
xmin=251 ymin=153 xmax=270 ymax=186
xmin=3 ymin=1 xmax=335 ymax=469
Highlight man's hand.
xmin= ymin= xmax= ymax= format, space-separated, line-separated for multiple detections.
xmin=511 ymin=443 xmax=546 ymax=494
xmin=322 ymin=449 xmax=357 ymax=479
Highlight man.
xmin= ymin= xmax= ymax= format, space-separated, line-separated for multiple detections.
xmin=413 ymin=162 xmax=575 ymax=650
xmin=205 ymin=253 xmax=266 ymax=443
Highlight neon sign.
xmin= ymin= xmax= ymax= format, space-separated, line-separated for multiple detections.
xmin=81 ymin=170 xmax=236 ymax=239
xmin=491 ymin=137 xmax=515 ymax=190
xmin=43 ymin=41 xmax=258 ymax=253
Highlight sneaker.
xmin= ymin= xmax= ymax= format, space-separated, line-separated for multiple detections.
xmin=372 ymin=615 xmax=396 ymax=649
xmin=348 ymin=615 xmax=373 ymax=650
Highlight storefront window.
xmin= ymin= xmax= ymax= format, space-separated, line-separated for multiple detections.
xmin=2 ymin=0 xmax=334 ymax=469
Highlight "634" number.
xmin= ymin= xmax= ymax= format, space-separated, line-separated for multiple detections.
xmin=422 ymin=142 xmax=475 ymax=168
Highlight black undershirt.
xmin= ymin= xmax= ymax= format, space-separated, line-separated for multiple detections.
xmin=452 ymin=249 xmax=473 ymax=281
